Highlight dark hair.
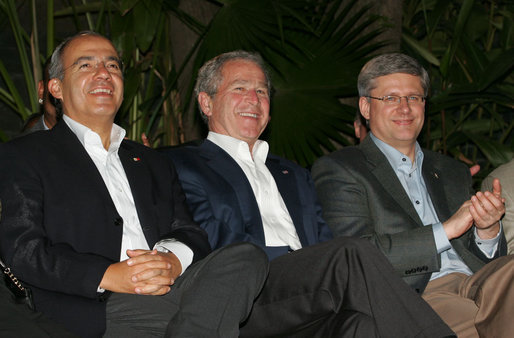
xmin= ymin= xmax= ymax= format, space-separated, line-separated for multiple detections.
xmin=194 ymin=50 xmax=271 ymax=122
xmin=357 ymin=53 xmax=430 ymax=97
xmin=47 ymin=31 xmax=119 ymax=115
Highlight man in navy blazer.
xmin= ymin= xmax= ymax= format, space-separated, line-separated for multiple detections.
xmin=168 ymin=140 xmax=332 ymax=260
xmin=165 ymin=50 xmax=456 ymax=337
xmin=0 ymin=32 xmax=269 ymax=337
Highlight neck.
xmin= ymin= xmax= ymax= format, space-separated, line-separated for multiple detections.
xmin=43 ymin=114 xmax=57 ymax=129
xmin=65 ymin=113 xmax=114 ymax=150
xmin=397 ymin=144 xmax=417 ymax=163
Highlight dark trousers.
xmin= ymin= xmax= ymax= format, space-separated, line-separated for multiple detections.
xmin=0 ymin=280 xmax=75 ymax=337
xmin=241 ymin=237 xmax=455 ymax=337
xmin=104 ymin=242 xmax=269 ymax=338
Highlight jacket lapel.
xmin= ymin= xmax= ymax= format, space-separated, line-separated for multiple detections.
xmin=266 ymin=158 xmax=309 ymax=246
xmin=199 ymin=141 xmax=266 ymax=243
xmin=360 ymin=137 xmax=423 ymax=227
xmin=50 ymin=122 xmax=116 ymax=208
xmin=421 ymin=156 xmax=452 ymax=222
xmin=118 ymin=141 xmax=157 ymax=245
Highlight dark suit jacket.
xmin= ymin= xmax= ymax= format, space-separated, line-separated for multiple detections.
xmin=0 ymin=122 xmax=211 ymax=337
xmin=312 ymin=136 xmax=506 ymax=293
xmin=164 ymin=140 xmax=332 ymax=260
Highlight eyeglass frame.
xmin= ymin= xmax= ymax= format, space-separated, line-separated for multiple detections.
xmin=365 ymin=95 xmax=426 ymax=105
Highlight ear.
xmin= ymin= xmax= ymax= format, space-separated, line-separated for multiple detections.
xmin=359 ymin=96 xmax=371 ymax=120
xmin=353 ymin=120 xmax=361 ymax=139
xmin=198 ymin=92 xmax=213 ymax=117
xmin=37 ymin=80 xmax=44 ymax=99
xmin=48 ymin=79 xmax=63 ymax=101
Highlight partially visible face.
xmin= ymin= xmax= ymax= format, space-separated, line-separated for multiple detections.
xmin=359 ymin=73 xmax=425 ymax=152
xmin=199 ymin=59 xmax=270 ymax=149
xmin=50 ymin=35 xmax=124 ymax=125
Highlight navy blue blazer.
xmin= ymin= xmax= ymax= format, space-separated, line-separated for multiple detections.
xmin=165 ymin=140 xmax=332 ymax=260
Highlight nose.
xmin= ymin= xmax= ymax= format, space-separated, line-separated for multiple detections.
xmin=93 ymin=62 xmax=112 ymax=80
xmin=245 ymin=89 xmax=259 ymax=104
xmin=398 ymin=97 xmax=411 ymax=113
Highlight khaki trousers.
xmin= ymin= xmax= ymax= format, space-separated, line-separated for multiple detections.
xmin=422 ymin=255 xmax=514 ymax=338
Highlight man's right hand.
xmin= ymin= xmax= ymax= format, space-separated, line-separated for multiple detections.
xmin=99 ymin=249 xmax=173 ymax=295
xmin=443 ymin=200 xmax=474 ymax=240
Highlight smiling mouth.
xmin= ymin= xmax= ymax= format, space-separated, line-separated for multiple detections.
xmin=89 ymin=88 xmax=113 ymax=95
xmin=239 ymin=112 xmax=258 ymax=118
xmin=393 ymin=119 xmax=413 ymax=125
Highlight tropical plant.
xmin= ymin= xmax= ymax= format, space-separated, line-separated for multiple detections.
xmin=0 ymin=0 xmax=386 ymax=167
xmin=186 ymin=0 xmax=386 ymax=166
xmin=0 ymin=0 xmax=187 ymax=146
xmin=402 ymin=0 xmax=514 ymax=183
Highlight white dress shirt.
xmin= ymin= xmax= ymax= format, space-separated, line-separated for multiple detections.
xmin=207 ymin=132 xmax=302 ymax=250
xmin=63 ymin=115 xmax=192 ymax=271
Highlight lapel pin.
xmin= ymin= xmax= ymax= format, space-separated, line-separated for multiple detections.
xmin=434 ymin=172 xmax=439 ymax=179
xmin=133 ymin=157 xmax=141 ymax=162
xmin=282 ymin=170 xmax=289 ymax=174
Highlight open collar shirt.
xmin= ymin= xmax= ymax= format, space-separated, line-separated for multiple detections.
xmin=63 ymin=115 xmax=192 ymax=270
xmin=370 ymin=133 xmax=499 ymax=280
xmin=207 ymin=132 xmax=302 ymax=250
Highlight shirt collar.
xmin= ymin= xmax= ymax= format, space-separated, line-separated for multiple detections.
xmin=207 ymin=131 xmax=269 ymax=163
xmin=62 ymin=114 xmax=126 ymax=153
xmin=370 ymin=132 xmax=424 ymax=171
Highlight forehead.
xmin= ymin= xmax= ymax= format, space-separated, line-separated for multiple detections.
xmin=62 ymin=35 xmax=119 ymax=65
xmin=372 ymin=73 xmax=423 ymax=93
xmin=220 ymin=60 xmax=266 ymax=84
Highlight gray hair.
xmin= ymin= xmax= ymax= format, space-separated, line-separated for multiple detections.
xmin=194 ymin=50 xmax=271 ymax=122
xmin=48 ymin=31 xmax=113 ymax=81
xmin=47 ymin=31 xmax=119 ymax=115
xmin=357 ymin=53 xmax=430 ymax=97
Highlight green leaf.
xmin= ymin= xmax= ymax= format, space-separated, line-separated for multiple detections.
xmin=402 ymin=33 xmax=440 ymax=66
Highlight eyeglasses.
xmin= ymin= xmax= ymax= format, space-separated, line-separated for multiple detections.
xmin=366 ymin=95 xmax=426 ymax=105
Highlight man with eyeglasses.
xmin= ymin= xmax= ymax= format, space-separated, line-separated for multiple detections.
xmin=312 ymin=53 xmax=514 ymax=337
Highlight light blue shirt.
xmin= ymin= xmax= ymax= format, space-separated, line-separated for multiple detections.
xmin=370 ymin=133 xmax=499 ymax=280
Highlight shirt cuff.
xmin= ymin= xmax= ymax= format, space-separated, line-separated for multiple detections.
xmin=473 ymin=221 xmax=502 ymax=258
xmin=432 ymin=222 xmax=452 ymax=253
xmin=154 ymin=239 xmax=194 ymax=275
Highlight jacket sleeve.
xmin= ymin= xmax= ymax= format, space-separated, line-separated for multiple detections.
xmin=312 ymin=154 xmax=440 ymax=277
xmin=160 ymin=158 xmax=212 ymax=263
xmin=0 ymin=142 xmax=112 ymax=299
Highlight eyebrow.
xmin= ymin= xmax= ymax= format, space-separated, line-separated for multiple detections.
xmin=68 ymin=55 xmax=122 ymax=68
xmin=229 ymin=79 xmax=268 ymax=88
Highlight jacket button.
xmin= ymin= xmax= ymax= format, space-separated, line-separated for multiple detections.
xmin=114 ymin=217 xmax=123 ymax=226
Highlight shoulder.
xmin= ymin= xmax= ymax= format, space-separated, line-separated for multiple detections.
xmin=0 ymin=130 xmax=54 ymax=158
xmin=160 ymin=142 xmax=206 ymax=171
xmin=487 ymin=158 xmax=514 ymax=179
xmin=313 ymin=145 xmax=364 ymax=171
xmin=422 ymin=148 xmax=468 ymax=172
xmin=267 ymin=153 xmax=306 ymax=171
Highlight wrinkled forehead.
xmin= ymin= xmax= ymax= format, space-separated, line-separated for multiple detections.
xmin=62 ymin=35 xmax=119 ymax=66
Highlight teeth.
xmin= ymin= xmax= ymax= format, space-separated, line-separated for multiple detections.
xmin=90 ymin=88 xmax=112 ymax=94
xmin=239 ymin=112 xmax=257 ymax=118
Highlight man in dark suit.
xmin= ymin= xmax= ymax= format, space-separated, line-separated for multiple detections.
xmin=0 ymin=31 xmax=269 ymax=337
xmin=167 ymin=138 xmax=332 ymax=261
xmin=165 ymin=51 xmax=456 ymax=337
xmin=312 ymin=53 xmax=514 ymax=337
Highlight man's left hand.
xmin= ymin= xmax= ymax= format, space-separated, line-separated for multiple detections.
xmin=126 ymin=249 xmax=182 ymax=295
xmin=471 ymin=178 xmax=505 ymax=239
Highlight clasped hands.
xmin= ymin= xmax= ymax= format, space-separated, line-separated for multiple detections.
xmin=444 ymin=178 xmax=505 ymax=240
xmin=100 ymin=249 xmax=182 ymax=296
